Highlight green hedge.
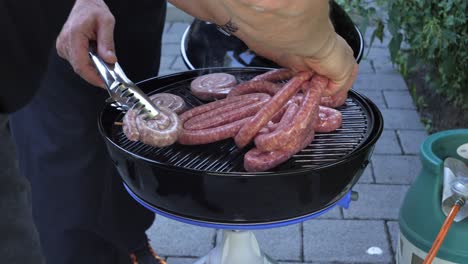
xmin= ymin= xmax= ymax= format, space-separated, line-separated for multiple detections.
xmin=387 ymin=0 xmax=467 ymax=109
xmin=336 ymin=0 xmax=467 ymax=109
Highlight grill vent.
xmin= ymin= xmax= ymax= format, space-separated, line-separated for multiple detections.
xmin=110 ymin=74 xmax=370 ymax=173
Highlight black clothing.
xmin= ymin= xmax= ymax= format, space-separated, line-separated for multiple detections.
xmin=0 ymin=0 xmax=73 ymax=113
xmin=3 ymin=0 xmax=167 ymax=263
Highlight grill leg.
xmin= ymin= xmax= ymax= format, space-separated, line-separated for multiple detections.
xmin=194 ymin=230 xmax=278 ymax=264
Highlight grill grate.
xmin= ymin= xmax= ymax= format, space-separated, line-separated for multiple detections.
xmin=109 ymin=73 xmax=371 ymax=173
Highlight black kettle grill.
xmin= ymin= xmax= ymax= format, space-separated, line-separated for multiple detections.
xmin=98 ymin=2 xmax=382 ymax=263
xmin=98 ymin=67 xmax=383 ymax=263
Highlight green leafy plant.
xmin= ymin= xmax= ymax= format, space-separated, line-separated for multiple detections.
xmin=335 ymin=0 xmax=386 ymax=51
xmin=386 ymin=0 xmax=467 ymax=109
xmin=336 ymin=0 xmax=467 ymax=110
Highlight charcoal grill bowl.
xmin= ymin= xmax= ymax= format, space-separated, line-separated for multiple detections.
xmin=98 ymin=67 xmax=383 ymax=226
xmin=181 ymin=1 xmax=364 ymax=70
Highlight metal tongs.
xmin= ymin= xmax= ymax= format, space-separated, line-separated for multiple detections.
xmin=89 ymin=49 xmax=160 ymax=120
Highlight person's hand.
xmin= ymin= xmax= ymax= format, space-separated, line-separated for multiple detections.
xmin=56 ymin=0 xmax=117 ymax=88
xmin=213 ymin=0 xmax=357 ymax=96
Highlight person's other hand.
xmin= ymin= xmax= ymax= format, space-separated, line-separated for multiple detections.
xmin=56 ymin=0 xmax=117 ymax=88
xmin=220 ymin=0 xmax=358 ymax=96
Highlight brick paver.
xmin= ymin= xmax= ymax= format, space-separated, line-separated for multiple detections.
xmin=342 ymin=184 xmax=410 ymax=220
xmin=139 ymin=11 xmax=428 ymax=262
xmin=372 ymin=155 xmax=421 ymax=184
xmin=147 ymin=216 xmax=216 ymax=257
xmin=397 ymin=130 xmax=428 ymax=154
xmin=303 ymin=220 xmax=393 ymax=263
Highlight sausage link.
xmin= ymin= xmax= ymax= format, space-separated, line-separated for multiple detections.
xmin=244 ymin=127 xmax=316 ymax=172
xmin=234 ymin=71 xmax=313 ymax=148
xmin=178 ymin=117 xmax=250 ymax=145
xmin=251 ymin=68 xmax=294 ymax=82
xmin=254 ymin=75 xmax=326 ymax=151
xmin=227 ymin=81 xmax=283 ymax=97
xmin=180 ymin=94 xmax=254 ymax=123
xmin=184 ymin=96 xmax=270 ymax=130
xmin=314 ymin=106 xmax=342 ymax=133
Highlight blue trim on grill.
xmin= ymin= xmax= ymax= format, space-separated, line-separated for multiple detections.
xmin=124 ymin=184 xmax=351 ymax=230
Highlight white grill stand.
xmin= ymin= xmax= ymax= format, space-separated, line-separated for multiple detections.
xmin=194 ymin=230 xmax=278 ymax=264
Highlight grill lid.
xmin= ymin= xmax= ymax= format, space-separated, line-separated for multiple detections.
xmin=102 ymin=68 xmax=374 ymax=174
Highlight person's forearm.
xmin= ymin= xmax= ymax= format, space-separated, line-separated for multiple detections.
xmin=168 ymin=0 xmax=228 ymax=24
xmin=169 ymin=0 xmax=335 ymax=59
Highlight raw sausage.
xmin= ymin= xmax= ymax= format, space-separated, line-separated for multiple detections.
xmin=178 ymin=117 xmax=250 ymax=145
xmin=251 ymin=68 xmax=294 ymax=82
xmin=124 ymin=106 xmax=182 ymax=147
xmin=254 ymin=75 xmax=326 ymax=151
xmin=234 ymin=71 xmax=313 ymax=148
xmin=320 ymin=89 xmax=348 ymax=108
xmin=122 ymin=93 xmax=185 ymax=146
xmin=178 ymin=93 xmax=271 ymax=145
xmin=180 ymin=94 xmax=251 ymax=123
xmin=149 ymin=93 xmax=186 ymax=114
xmin=244 ymin=126 xmax=316 ymax=172
xmin=184 ymin=96 xmax=270 ymax=130
xmin=227 ymin=81 xmax=283 ymax=97
xmin=190 ymin=73 xmax=238 ymax=101
xmin=314 ymin=106 xmax=342 ymax=133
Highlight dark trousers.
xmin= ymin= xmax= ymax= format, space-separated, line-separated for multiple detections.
xmin=8 ymin=1 xmax=167 ymax=263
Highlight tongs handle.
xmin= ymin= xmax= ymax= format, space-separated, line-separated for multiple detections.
xmin=88 ymin=49 xmax=131 ymax=90
xmin=88 ymin=45 xmax=160 ymax=118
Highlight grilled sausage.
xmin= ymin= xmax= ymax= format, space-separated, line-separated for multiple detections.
xmin=190 ymin=73 xmax=238 ymax=101
xmin=227 ymin=81 xmax=283 ymax=97
xmin=254 ymin=75 xmax=325 ymax=152
xmin=314 ymin=106 xmax=342 ymax=132
xmin=251 ymin=68 xmax=294 ymax=82
xmin=234 ymin=71 xmax=313 ymax=148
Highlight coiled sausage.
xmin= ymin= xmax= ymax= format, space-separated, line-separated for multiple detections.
xmin=190 ymin=73 xmax=238 ymax=101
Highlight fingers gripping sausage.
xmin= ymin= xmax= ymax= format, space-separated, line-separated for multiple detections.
xmin=314 ymin=106 xmax=342 ymax=133
xmin=190 ymin=73 xmax=238 ymax=101
xmin=234 ymin=71 xmax=313 ymax=148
